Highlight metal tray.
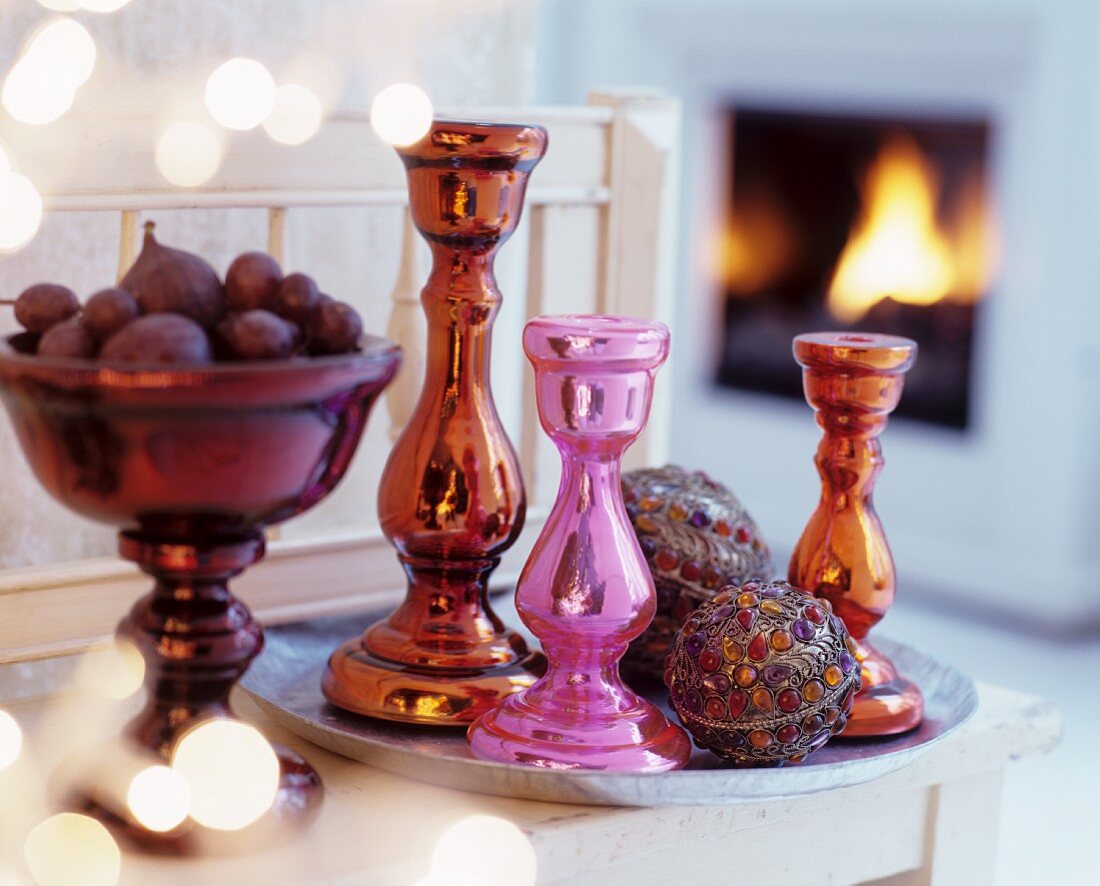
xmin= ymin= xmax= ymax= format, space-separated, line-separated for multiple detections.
xmin=241 ymin=613 xmax=978 ymax=806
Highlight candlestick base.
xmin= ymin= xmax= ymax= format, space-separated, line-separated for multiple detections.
xmin=842 ymin=640 xmax=924 ymax=737
xmin=323 ymin=640 xmax=545 ymax=727
xmin=468 ymin=687 xmax=691 ymax=772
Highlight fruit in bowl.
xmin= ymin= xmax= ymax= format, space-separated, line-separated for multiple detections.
xmin=9 ymin=221 xmax=365 ymax=364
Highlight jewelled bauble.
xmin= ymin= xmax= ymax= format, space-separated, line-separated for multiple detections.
xmin=622 ymin=465 xmax=772 ymax=680
xmin=666 ymin=580 xmax=861 ymax=765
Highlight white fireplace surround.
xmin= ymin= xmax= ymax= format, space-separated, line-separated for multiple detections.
xmin=537 ymin=0 xmax=1100 ymax=624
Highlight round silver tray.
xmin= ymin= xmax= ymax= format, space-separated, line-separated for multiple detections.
xmin=241 ymin=613 xmax=978 ymax=806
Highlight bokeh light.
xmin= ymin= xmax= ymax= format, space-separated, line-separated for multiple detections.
xmin=205 ymin=58 xmax=277 ymax=131
xmin=370 ymin=83 xmax=433 ymax=147
xmin=0 ymin=144 xmax=10 ymax=192
xmin=2 ymin=18 xmax=96 ymax=125
xmin=78 ymin=0 xmax=134 ymax=11
xmin=30 ymin=18 xmax=97 ymax=85
xmin=0 ymin=709 xmax=22 ymax=771
xmin=155 ymin=121 xmax=223 ymax=188
xmin=127 ymin=765 xmax=191 ymax=833
xmin=2 ymin=59 xmax=75 ymax=126
xmin=171 ymin=720 xmax=279 ymax=831
xmin=263 ymin=83 xmax=323 ymax=145
xmin=35 ymin=1 xmax=81 ymax=11
xmin=76 ymin=639 xmax=145 ymax=700
xmin=24 ymin=814 xmax=120 ymax=886
xmin=0 ymin=174 xmax=44 ymax=253
xmin=431 ymin=814 xmax=537 ymax=886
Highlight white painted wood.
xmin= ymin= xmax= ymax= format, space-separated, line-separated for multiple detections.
xmin=116 ymin=210 xmax=142 ymax=283
xmin=384 ymin=209 xmax=426 ymax=442
xmin=928 ymin=770 xmax=1004 ymax=886
xmin=589 ymin=90 xmax=681 ymax=471
xmin=521 ymin=202 xmax=604 ymax=510
xmin=0 ymin=682 xmax=1059 ymax=885
xmin=43 ymin=186 xmax=610 ymax=212
xmin=266 ymin=207 xmax=289 ymax=269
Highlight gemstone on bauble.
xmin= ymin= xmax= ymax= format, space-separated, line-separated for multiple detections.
xmin=734 ymin=609 xmax=758 ymax=633
xmin=733 ymin=664 xmax=758 ymax=687
xmin=777 ymin=724 xmax=801 ymax=744
xmin=770 ymin=630 xmax=794 ymax=652
xmin=777 ymin=688 xmax=802 ymax=713
xmin=751 ymin=687 xmax=773 ymax=713
xmin=703 ymin=672 xmax=731 ymax=694
xmin=748 ymin=729 xmax=774 ymax=749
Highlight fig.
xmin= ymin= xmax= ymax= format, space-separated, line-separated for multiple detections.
xmin=272 ymin=272 xmax=320 ymax=324
xmin=100 ymin=314 xmax=213 ymax=365
xmin=37 ymin=318 xmax=96 ymax=359
xmin=121 ymin=222 xmax=225 ymax=329
xmin=83 ymin=287 xmax=139 ymax=342
xmin=217 ymin=309 xmax=299 ymax=360
xmin=226 ymin=251 xmax=282 ymax=312
xmin=309 ymin=299 xmax=363 ymax=355
xmin=14 ymin=284 xmax=80 ymax=333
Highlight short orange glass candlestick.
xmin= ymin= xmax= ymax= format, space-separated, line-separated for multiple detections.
xmin=788 ymin=332 xmax=923 ymax=737
xmin=323 ymin=121 xmax=548 ymax=725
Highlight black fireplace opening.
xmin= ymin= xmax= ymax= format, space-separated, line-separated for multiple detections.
xmin=715 ymin=108 xmax=993 ymax=430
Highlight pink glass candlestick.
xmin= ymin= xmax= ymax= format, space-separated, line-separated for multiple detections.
xmin=467 ymin=315 xmax=691 ymax=772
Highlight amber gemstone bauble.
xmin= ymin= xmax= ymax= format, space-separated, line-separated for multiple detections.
xmin=622 ymin=465 xmax=772 ymax=681
xmin=666 ymin=579 xmax=860 ymax=766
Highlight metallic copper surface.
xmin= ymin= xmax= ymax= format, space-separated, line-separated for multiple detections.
xmin=323 ymin=121 xmax=548 ymax=726
xmin=788 ymin=332 xmax=924 ymax=737
xmin=0 ymin=334 xmax=400 ymax=850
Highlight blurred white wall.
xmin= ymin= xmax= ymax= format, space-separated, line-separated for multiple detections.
xmin=0 ymin=0 xmax=537 ymax=567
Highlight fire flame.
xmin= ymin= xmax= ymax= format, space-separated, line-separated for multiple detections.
xmin=828 ymin=133 xmax=979 ymax=322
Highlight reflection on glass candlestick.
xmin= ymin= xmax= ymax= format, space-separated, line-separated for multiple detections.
xmin=468 ymin=315 xmax=691 ymax=772
xmin=323 ymin=120 xmax=548 ymax=726
xmin=788 ymin=331 xmax=924 ymax=737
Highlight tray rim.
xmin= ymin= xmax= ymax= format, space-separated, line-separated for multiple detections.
xmin=241 ymin=624 xmax=979 ymax=807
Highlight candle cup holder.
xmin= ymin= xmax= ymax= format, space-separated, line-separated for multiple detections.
xmin=788 ymin=332 xmax=923 ymax=737
xmin=0 ymin=334 xmax=400 ymax=850
xmin=468 ymin=315 xmax=691 ymax=772
xmin=323 ymin=121 xmax=547 ymax=726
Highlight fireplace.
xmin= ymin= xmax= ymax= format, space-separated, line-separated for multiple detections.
xmin=537 ymin=0 xmax=1100 ymax=626
xmin=716 ymin=109 xmax=992 ymax=430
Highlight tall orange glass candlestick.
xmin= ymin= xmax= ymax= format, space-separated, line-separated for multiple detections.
xmin=788 ymin=332 xmax=923 ymax=737
xmin=323 ymin=121 xmax=547 ymax=725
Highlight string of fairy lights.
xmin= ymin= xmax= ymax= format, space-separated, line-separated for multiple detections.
xmin=0 ymin=0 xmax=434 ymax=251
xmin=0 ymin=2 xmax=435 ymax=882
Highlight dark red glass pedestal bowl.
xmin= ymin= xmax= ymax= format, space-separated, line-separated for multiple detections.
xmin=0 ymin=334 xmax=400 ymax=852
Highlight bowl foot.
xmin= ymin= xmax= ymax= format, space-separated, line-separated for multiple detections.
xmin=322 ymin=637 xmax=545 ymax=726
